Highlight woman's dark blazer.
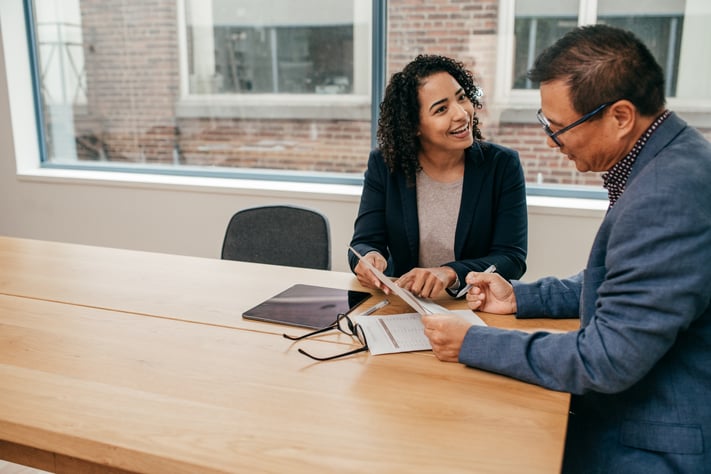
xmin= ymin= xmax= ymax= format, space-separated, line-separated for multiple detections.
xmin=348 ymin=141 xmax=528 ymax=295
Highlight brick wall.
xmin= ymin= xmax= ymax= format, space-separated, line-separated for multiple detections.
xmin=177 ymin=118 xmax=371 ymax=173
xmin=63 ymin=0 xmax=709 ymax=189
xmin=73 ymin=0 xmax=180 ymax=162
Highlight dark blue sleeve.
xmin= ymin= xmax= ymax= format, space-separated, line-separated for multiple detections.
xmin=348 ymin=150 xmax=391 ymax=273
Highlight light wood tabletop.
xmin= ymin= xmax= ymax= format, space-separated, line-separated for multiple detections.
xmin=0 ymin=236 xmax=578 ymax=473
xmin=0 ymin=236 xmax=577 ymax=335
xmin=0 ymin=235 xmax=362 ymax=333
xmin=0 ymin=294 xmax=570 ymax=474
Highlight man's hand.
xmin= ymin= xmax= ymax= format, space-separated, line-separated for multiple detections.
xmin=395 ymin=266 xmax=456 ymax=299
xmin=463 ymin=271 xmax=517 ymax=314
xmin=422 ymin=313 xmax=473 ymax=362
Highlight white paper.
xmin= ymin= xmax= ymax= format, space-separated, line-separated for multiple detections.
xmin=348 ymin=246 xmax=437 ymax=315
xmin=355 ymin=310 xmax=487 ymax=355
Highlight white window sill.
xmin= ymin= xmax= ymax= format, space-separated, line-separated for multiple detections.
xmin=17 ymin=167 xmax=364 ymax=202
xmin=17 ymin=167 xmax=608 ymax=216
xmin=527 ymin=194 xmax=607 ymax=217
xmin=175 ymin=94 xmax=371 ymax=121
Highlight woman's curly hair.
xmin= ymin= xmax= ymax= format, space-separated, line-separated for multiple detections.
xmin=377 ymin=54 xmax=483 ymax=185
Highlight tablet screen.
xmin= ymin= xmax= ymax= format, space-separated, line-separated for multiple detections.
xmin=242 ymin=284 xmax=372 ymax=329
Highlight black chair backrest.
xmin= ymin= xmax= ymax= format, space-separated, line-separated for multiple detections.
xmin=221 ymin=205 xmax=331 ymax=270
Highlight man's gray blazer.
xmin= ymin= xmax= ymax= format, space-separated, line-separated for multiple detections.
xmin=458 ymin=112 xmax=711 ymax=473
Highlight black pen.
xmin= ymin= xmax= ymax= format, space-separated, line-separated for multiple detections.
xmin=455 ymin=264 xmax=497 ymax=298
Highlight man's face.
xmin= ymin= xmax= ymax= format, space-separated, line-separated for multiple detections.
xmin=538 ymin=80 xmax=623 ymax=173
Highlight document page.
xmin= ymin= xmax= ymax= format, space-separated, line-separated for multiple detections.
xmin=348 ymin=246 xmax=436 ymax=315
xmin=355 ymin=310 xmax=487 ymax=355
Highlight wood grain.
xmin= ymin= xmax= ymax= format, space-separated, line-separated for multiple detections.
xmin=0 ymin=236 xmax=577 ymax=473
xmin=0 ymin=236 xmax=578 ymax=336
xmin=1 ymin=294 xmax=569 ymax=473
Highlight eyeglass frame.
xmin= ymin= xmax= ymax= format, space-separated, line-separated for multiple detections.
xmin=536 ymin=100 xmax=620 ymax=147
xmin=283 ymin=312 xmax=368 ymax=361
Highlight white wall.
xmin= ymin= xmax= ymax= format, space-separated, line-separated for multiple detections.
xmin=0 ymin=170 xmax=604 ymax=283
xmin=0 ymin=6 xmax=604 ymax=282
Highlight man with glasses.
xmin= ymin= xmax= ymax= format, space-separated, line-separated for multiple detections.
xmin=422 ymin=24 xmax=711 ymax=473
xmin=536 ymin=100 xmax=618 ymax=149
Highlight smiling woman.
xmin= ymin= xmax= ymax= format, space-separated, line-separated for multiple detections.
xmin=348 ymin=54 xmax=528 ymax=300
xmin=417 ymin=71 xmax=477 ymax=177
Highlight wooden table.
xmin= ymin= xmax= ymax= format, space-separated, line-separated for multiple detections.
xmin=0 ymin=236 xmax=576 ymax=334
xmin=0 ymin=236 xmax=578 ymax=473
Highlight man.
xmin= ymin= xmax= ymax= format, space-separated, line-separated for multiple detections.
xmin=422 ymin=24 xmax=711 ymax=473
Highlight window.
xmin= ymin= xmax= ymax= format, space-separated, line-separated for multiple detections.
xmin=598 ymin=1 xmax=684 ymax=98
xmin=513 ymin=0 xmax=578 ymax=90
xmin=33 ymin=0 xmax=86 ymax=161
xmin=14 ymin=0 xmax=711 ymax=196
xmin=178 ymin=0 xmax=372 ymax=118
xmin=514 ymin=0 xmax=686 ymax=97
xmin=210 ymin=25 xmax=354 ymax=94
xmin=500 ymin=0 xmax=711 ymax=191
xmin=183 ymin=0 xmax=368 ymax=97
xmin=30 ymin=0 xmax=373 ymax=182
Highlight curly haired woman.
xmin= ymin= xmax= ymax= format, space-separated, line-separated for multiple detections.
xmin=348 ymin=54 xmax=527 ymax=298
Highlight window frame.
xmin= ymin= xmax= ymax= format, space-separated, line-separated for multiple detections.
xmin=495 ymin=0 xmax=711 ymax=198
xmin=175 ymin=0 xmax=374 ymax=122
xmin=8 ymin=0 xmax=710 ymax=200
xmin=17 ymin=0 xmax=387 ymax=187
xmin=496 ymin=0 xmax=711 ymax=117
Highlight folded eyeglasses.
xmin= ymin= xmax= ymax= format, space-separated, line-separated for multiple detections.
xmin=283 ymin=312 xmax=368 ymax=361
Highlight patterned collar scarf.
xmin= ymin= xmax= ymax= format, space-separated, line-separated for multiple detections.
xmin=602 ymin=110 xmax=671 ymax=208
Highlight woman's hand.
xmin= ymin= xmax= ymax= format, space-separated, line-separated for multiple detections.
xmin=354 ymin=252 xmax=389 ymax=292
xmin=396 ymin=266 xmax=456 ymax=299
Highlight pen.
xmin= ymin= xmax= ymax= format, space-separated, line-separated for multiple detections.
xmin=361 ymin=299 xmax=389 ymax=316
xmin=455 ymin=264 xmax=497 ymax=298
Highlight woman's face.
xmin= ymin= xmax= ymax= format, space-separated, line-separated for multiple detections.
xmin=416 ymin=71 xmax=475 ymax=156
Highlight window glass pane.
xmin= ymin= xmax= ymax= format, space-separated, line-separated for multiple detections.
xmin=194 ymin=2 xmax=355 ymax=95
xmin=513 ymin=0 xmax=578 ymax=90
xmin=515 ymin=0 xmax=578 ymax=17
xmin=23 ymin=0 xmax=711 ymax=198
xmin=513 ymin=17 xmax=578 ymax=89
xmin=506 ymin=0 xmax=710 ymax=192
xmin=34 ymin=0 xmax=86 ymax=161
xmin=32 ymin=0 xmax=372 ymax=178
xmin=598 ymin=0 xmax=685 ymax=97
xmin=513 ymin=0 xmax=577 ymax=90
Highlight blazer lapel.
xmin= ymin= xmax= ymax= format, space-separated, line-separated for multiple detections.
xmin=455 ymin=145 xmax=486 ymax=257
xmin=398 ymin=171 xmax=420 ymax=266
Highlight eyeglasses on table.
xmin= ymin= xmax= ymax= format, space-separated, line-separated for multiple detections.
xmin=283 ymin=312 xmax=368 ymax=361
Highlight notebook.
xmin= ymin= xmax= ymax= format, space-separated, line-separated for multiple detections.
xmin=242 ymin=284 xmax=372 ymax=329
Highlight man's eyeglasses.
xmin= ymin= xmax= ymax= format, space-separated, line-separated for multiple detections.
xmin=283 ymin=312 xmax=368 ymax=361
xmin=536 ymin=100 xmax=618 ymax=147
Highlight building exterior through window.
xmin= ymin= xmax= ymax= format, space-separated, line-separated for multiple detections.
xmin=30 ymin=0 xmax=711 ymax=193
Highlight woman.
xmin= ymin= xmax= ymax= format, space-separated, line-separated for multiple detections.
xmin=348 ymin=54 xmax=527 ymax=298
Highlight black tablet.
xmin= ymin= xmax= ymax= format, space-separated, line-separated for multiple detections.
xmin=242 ymin=284 xmax=372 ymax=329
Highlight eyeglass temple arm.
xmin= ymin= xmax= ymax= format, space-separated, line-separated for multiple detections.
xmin=297 ymin=345 xmax=369 ymax=362
xmin=282 ymin=323 xmax=337 ymax=341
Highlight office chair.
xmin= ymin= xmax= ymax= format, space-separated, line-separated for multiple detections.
xmin=221 ymin=205 xmax=331 ymax=270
